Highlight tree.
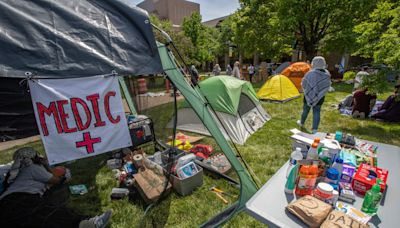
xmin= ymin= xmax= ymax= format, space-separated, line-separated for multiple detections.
xmin=274 ymin=0 xmax=377 ymax=60
xmin=231 ymin=0 xmax=376 ymax=61
xmin=182 ymin=12 xmax=203 ymax=47
xmin=150 ymin=15 xmax=195 ymax=65
xmin=232 ymin=1 xmax=292 ymax=61
xmin=182 ymin=12 xmax=219 ymax=65
xmin=354 ymin=0 xmax=400 ymax=69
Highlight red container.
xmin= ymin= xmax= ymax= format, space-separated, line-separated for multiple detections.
xmin=352 ymin=163 xmax=388 ymax=195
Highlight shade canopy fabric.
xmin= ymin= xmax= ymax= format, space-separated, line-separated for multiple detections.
xmin=0 ymin=0 xmax=162 ymax=140
xmin=281 ymin=62 xmax=311 ymax=91
xmin=0 ymin=0 xmax=162 ymax=78
xmin=257 ymin=75 xmax=300 ymax=102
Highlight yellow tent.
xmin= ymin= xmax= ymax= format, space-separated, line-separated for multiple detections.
xmin=257 ymin=74 xmax=300 ymax=102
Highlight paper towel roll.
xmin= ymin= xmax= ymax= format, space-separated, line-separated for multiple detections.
xmin=133 ymin=154 xmax=143 ymax=168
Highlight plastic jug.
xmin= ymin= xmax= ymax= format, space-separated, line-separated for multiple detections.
xmin=295 ymin=163 xmax=318 ymax=196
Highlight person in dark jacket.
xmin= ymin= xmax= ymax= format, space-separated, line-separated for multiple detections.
xmin=352 ymin=88 xmax=376 ymax=118
xmin=371 ymin=83 xmax=400 ymax=122
xmin=297 ymin=56 xmax=331 ymax=134
xmin=190 ymin=65 xmax=199 ymax=85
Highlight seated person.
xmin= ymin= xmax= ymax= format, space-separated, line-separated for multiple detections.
xmin=352 ymin=88 xmax=376 ymax=118
xmin=339 ymin=94 xmax=353 ymax=110
xmin=0 ymin=147 xmax=111 ymax=228
xmin=371 ymin=84 xmax=400 ymax=122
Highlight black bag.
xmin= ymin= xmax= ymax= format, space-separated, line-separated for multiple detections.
xmin=128 ymin=116 xmax=154 ymax=147
xmin=341 ymin=134 xmax=356 ymax=146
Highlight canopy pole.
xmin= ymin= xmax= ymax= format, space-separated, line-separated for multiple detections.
xmin=118 ymin=76 xmax=137 ymax=115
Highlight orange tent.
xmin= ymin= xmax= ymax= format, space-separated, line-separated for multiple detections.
xmin=281 ymin=62 xmax=311 ymax=91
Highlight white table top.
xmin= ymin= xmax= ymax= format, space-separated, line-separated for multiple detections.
xmin=245 ymin=140 xmax=400 ymax=228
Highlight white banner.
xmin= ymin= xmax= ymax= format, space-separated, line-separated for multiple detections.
xmin=29 ymin=76 xmax=132 ymax=165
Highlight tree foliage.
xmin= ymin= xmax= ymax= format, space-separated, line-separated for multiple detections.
xmin=274 ymin=0 xmax=376 ymax=59
xmin=231 ymin=0 xmax=376 ymax=60
xmin=150 ymin=14 xmax=195 ymax=65
xmin=232 ymin=1 xmax=292 ymax=60
xmin=182 ymin=12 xmax=219 ymax=65
xmin=354 ymin=0 xmax=400 ymax=68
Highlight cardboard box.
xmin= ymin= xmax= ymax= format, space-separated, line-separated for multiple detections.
xmin=352 ymin=163 xmax=388 ymax=195
xmin=133 ymin=168 xmax=171 ymax=204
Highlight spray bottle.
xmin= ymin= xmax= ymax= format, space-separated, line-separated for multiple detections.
xmin=285 ymin=163 xmax=299 ymax=194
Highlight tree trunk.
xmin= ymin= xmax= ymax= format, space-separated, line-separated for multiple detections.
xmin=303 ymin=41 xmax=317 ymax=61
xmin=224 ymin=53 xmax=229 ymax=70
xmin=253 ymin=52 xmax=259 ymax=66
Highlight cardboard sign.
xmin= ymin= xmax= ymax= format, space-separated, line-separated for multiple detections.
xmin=29 ymin=76 xmax=132 ymax=165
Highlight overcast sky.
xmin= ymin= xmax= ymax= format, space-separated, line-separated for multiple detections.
xmin=132 ymin=0 xmax=241 ymax=22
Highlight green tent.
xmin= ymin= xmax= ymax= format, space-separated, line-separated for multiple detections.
xmin=191 ymin=76 xmax=260 ymax=115
xmin=170 ymin=76 xmax=271 ymax=145
xmin=158 ymin=43 xmax=259 ymax=226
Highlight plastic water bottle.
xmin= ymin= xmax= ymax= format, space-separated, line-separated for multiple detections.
xmin=286 ymin=147 xmax=303 ymax=178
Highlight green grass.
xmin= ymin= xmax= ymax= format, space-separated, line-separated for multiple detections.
xmin=0 ymin=82 xmax=399 ymax=227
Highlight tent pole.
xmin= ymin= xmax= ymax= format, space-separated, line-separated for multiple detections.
xmin=158 ymin=43 xmax=258 ymax=226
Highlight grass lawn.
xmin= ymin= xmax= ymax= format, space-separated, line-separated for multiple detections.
xmin=0 ymin=82 xmax=399 ymax=227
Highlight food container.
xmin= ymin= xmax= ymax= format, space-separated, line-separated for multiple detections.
xmin=313 ymin=182 xmax=334 ymax=204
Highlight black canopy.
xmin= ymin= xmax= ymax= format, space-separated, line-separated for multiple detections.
xmin=0 ymin=0 xmax=162 ymax=78
xmin=0 ymin=0 xmax=163 ymax=140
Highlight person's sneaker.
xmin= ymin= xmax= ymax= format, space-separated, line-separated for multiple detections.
xmin=312 ymin=129 xmax=318 ymax=134
xmin=296 ymin=120 xmax=304 ymax=128
xmin=89 ymin=210 xmax=112 ymax=228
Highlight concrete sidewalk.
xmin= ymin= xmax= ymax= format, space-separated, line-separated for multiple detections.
xmin=0 ymin=135 xmax=41 ymax=151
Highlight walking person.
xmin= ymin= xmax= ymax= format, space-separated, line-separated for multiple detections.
xmin=354 ymin=66 xmax=369 ymax=90
xmin=190 ymin=65 xmax=199 ymax=84
xmin=248 ymin=64 xmax=255 ymax=82
xmin=297 ymin=56 xmax=331 ymax=134
xmin=212 ymin=63 xmax=221 ymax=76
xmin=226 ymin=64 xmax=232 ymax=76
xmin=232 ymin=61 xmax=241 ymax=79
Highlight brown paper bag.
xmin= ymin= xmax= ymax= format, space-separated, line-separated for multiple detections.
xmin=321 ymin=211 xmax=370 ymax=228
xmin=286 ymin=195 xmax=333 ymax=227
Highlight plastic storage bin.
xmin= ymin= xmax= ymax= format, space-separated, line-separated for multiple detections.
xmin=169 ymin=164 xmax=203 ymax=196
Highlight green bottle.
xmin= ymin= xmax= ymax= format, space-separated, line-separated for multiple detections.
xmin=361 ymin=179 xmax=383 ymax=215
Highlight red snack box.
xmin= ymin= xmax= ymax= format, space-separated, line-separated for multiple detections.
xmin=352 ymin=163 xmax=388 ymax=195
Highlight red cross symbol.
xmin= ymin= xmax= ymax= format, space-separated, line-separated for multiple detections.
xmin=75 ymin=132 xmax=101 ymax=154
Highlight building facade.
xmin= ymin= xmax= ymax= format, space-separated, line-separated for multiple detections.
xmin=138 ymin=0 xmax=200 ymax=28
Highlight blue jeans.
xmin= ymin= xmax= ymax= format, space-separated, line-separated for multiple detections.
xmin=301 ymin=97 xmax=325 ymax=130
